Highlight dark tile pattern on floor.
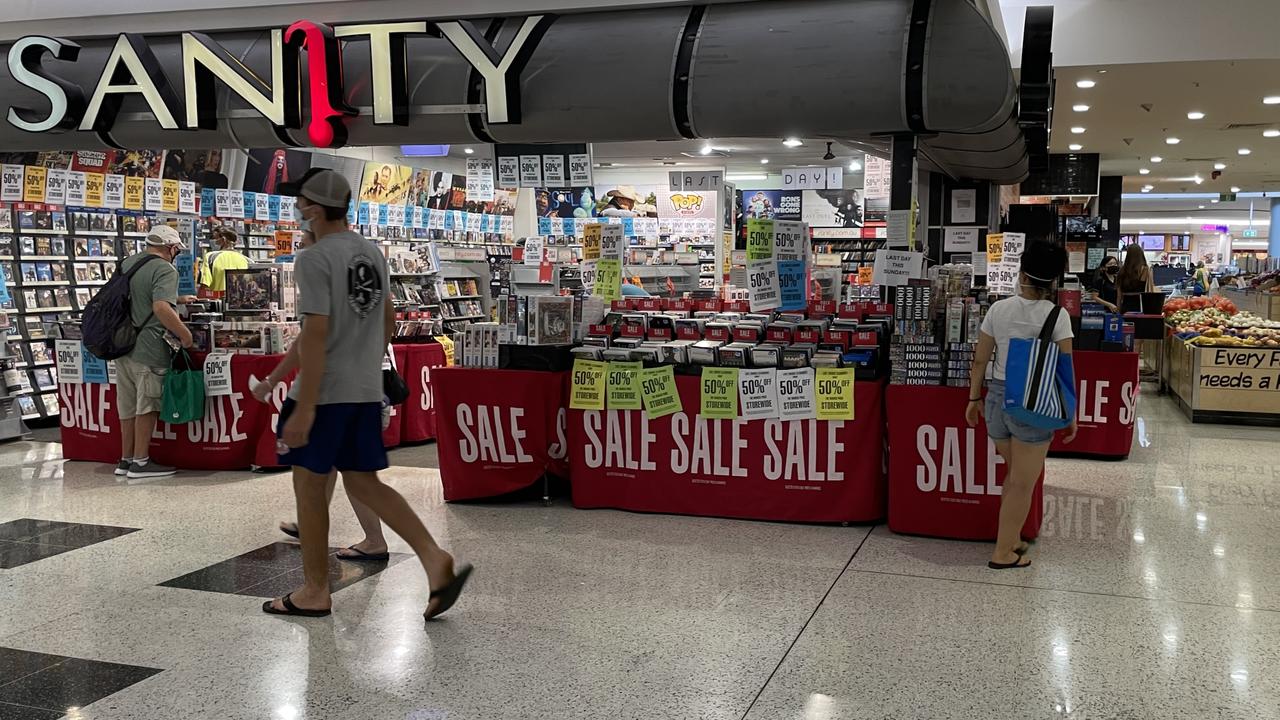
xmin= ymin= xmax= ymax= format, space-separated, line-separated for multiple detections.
xmin=0 ymin=648 xmax=161 ymax=719
xmin=158 ymin=542 xmax=408 ymax=597
xmin=0 ymin=519 xmax=139 ymax=569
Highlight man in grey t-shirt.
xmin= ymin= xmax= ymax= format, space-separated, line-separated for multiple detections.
xmin=264 ymin=169 xmax=471 ymax=621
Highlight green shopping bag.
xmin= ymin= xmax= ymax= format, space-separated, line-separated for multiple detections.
xmin=161 ymin=350 xmax=205 ymax=424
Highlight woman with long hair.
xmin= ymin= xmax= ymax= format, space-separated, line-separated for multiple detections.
xmin=1116 ymin=244 xmax=1154 ymax=313
xmin=966 ymin=241 xmax=1077 ymax=569
xmin=1091 ymin=255 xmax=1120 ymax=312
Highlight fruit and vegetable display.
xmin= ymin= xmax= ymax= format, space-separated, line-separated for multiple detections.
xmin=1170 ymin=305 xmax=1280 ymax=346
xmin=1163 ymin=295 xmax=1237 ymax=317
xmin=1247 ymin=270 xmax=1280 ymax=293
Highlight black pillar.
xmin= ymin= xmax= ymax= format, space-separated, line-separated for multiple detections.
xmin=890 ymin=134 xmax=917 ymax=211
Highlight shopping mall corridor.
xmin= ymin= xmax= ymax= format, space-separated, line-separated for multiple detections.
xmin=0 ymin=390 xmax=1277 ymax=720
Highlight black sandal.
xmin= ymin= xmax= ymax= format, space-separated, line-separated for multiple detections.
xmin=424 ymin=564 xmax=474 ymax=621
xmin=262 ymin=592 xmax=331 ymax=617
xmin=988 ymin=556 xmax=1032 ymax=570
xmin=337 ymin=545 xmax=390 ymax=563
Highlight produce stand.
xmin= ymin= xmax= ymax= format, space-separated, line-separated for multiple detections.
xmin=1165 ymin=335 xmax=1280 ymax=426
xmin=1219 ymin=287 xmax=1280 ymax=321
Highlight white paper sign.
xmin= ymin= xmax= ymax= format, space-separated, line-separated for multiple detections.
xmin=747 ymin=259 xmax=780 ymax=311
xmin=178 ymin=181 xmax=196 ymax=214
xmin=107 ymin=359 xmax=117 ymax=385
xmin=951 ymin=188 xmax=977 ymax=224
xmin=580 ymin=259 xmax=597 ymax=293
xmin=466 ymin=157 xmax=495 ymax=201
xmin=541 ymin=155 xmax=566 ymax=187
xmin=215 ymin=188 xmax=232 ymax=217
xmin=496 ymin=156 xmax=520 ymax=189
xmin=782 ymin=167 xmax=841 ymax=190
xmin=668 ymin=170 xmax=724 ymax=191
xmin=519 ymin=155 xmax=543 ymax=187
xmin=738 ymin=368 xmax=778 ymax=419
xmin=144 ymin=177 xmax=163 ymax=211
xmin=1002 ymin=232 xmax=1026 ymax=260
xmin=773 ymin=220 xmax=807 ymax=261
xmin=863 ymin=154 xmax=891 ymax=200
xmin=0 ymin=165 xmax=22 ymax=202
xmin=55 ymin=340 xmax=83 ymax=384
xmin=568 ymin=153 xmax=593 ymax=186
xmin=44 ymin=169 xmax=69 ymax=205
xmin=885 ymin=209 xmax=910 ymax=249
xmin=987 ymin=260 xmax=1019 ymax=296
xmin=599 ymin=223 xmax=624 ymax=260
xmin=465 ymin=212 xmax=482 ymax=233
xmin=871 ymin=249 xmax=925 ymax=287
xmin=250 ymin=191 xmax=267 ymax=220
xmin=944 ymin=226 xmax=980 ymax=253
xmin=65 ymin=171 xmax=86 ymax=206
xmin=523 ymin=236 xmax=544 ymax=266
xmin=776 ymin=367 xmax=816 ymax=420
xmin=203 ymin=352 xmax=234 ymax=396
xmin=228 ymin=190 xmax=245 ymax=218
xmin=102 ymin=173 xmax=124 ymax=208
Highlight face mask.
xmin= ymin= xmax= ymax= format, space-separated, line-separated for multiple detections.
xmin=294 ymin=203 xmax=313 ymax=233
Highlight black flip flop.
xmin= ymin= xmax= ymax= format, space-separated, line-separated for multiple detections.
xmin=261 ymin=592 xmax=331 ymax=617
xmin=337 ymin=545 xmax=390 ymax=563
xmin=279 ymin=522 xmax=299 ymax=539
xmin=987 ymin=557 xmax=1032 ymax=570
xmin=424 ymin=563 xmax=474 ymax=621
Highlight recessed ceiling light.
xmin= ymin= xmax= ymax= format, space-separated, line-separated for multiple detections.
xmin=1141 ymin=185 xmax=1153 ymax=192
xmin=1187 ymin=111 xmax=1205 ymax=120
xmin=1073 ymin=104 xmax=1090 ymax=112
xmin=1211 ymin=199 xmax=1220 ymax=204
xmin=1151 ymin=156 xmax=1163 ymax=163
xmin=1068 ymin=144 xmax=1083 ymax=151
xmin=1238 ymin=148 xmax=1252 ymax=155
xmin=1265 ymin=129 xmax=1280 ymax=138
xmin=1138 ymin=168 xmax=1150 ymax=175
xmin=1231 ymin=186 xmax=1242 ymax=192
xmin=848 ymin=161 xmax=862 ymax=171
xmin=1098 ymin=70 xmax=1108 ymax=74
xmin=1077 ymin=79 xmax=1096 ymax=89
xmin=1193 ymin=175 xmax=1204 ymax=184
xmin=783 ymin=138 xmax=803 ymax=148
xmin=1199 ymin=205 xmax=1206 ymax=209
xmin=1165 ymin=137 xmax=1181 ymax=145
xmin=1264 ymin=96 xmax=1280 ymax=105
xmin=1214 ymin=162 xmax=1227 ymax=170
xmin=1070 ymin=126 xmax=1086 ymax=134
xmin=463 ymin=147 xmax=474 ymax=154
xmin=760 ymin=158 xmax=769 ymax=165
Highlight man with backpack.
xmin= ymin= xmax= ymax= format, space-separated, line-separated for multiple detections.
xmin=197 ymin=227 xmax=249 ymax=298
xmin=114 ymin=226 xmax=193 ymax=479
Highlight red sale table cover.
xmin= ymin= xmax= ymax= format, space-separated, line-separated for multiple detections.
xmin=1050 ymin=351 xmax=1139 ymax=458
xmin=434 ymin=368 xmax=568 ymax=501
xmin=568 ymin=376 xmax=886 ymax=523
xmin=400 ymin=344 xmax=448 ymax=443
xmin=887 ymin=384 xmax=1044 ymax=541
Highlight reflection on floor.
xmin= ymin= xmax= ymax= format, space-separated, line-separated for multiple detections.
xmin=0 ymin=648 xmax=160 ymax=720
xmin=2 ymin=391 xmax=1279 ymax=719
xmin=159 ymin=542 xmax=409 ymax=597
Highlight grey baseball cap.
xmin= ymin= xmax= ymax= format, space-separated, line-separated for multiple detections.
xmin=145 ymin=224 xmax=187 ymax=250
xmin=282 ymin=168 xmax=352 ymax=209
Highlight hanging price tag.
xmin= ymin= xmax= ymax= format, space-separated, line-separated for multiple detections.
xmin=700 ymin=367 xmax=740 ymax=419
xmin=519 ymin=154 xmax=542 ymax=187
xmin=178 ymin=181 xmax=196 ymax=214
xmin=23 ymin=166 xmax=46 ymax=203
xmin=228 ymin=190 xmax=245 ymax=218
xmin=496 ymin=156 xmax=520 ymax=189
xmin=594 ymin=259 xmax=622 ymax=301
xmin=773 ymin=220 xmax=807 ymax=261
xmin=161 ymin=179 xmax=179 ymax=212
xmin=124 ymin=176 xmax=143 ymax=210
xmin=639 ymin=365 xmax=681 ymax=419
xmin=605 ymin=361 xmax=643 ymax=411
xmin=747 ymin=259 xmax=781 ymax=311
xmin=203 ymin=352 xmax=234 ymax=397
xmin=737 ymin=368 xmax=779 ymax=420
xmin=65 ymin=171 xmax=86 ymax=206
xmin=776 ymin=367 xmax=816 ymax=420
xmin=568 ymin=153 xmax=593 ymax=186
xmin=267 ymin=194 xmax=281 ymax=221
xmin=144 ymin=177 xmax=163 ymax=211
xmin=746 ymin=218 xmax=774 ymax=261
xmin=102 ymin=173 xmax=124 ymax=208
xmin=45 ymin=168 xmax=69 ymax=205
xmin=83 ymin=172 xmax=104 ymax=207
xmin=279 ymin=195 xmax=295 ymax=223
xmin=541 ymin=155 xmax=566 ymax=187
xmin=0 ymin=164 xmax=23 ymax=202
xmin=215 ymin=189 xmax=232 ymax=217
xmin=582 ymin=224 xmax=602 ymax=261
xmin=814 ymin=367 xmax=855 ymax=421
xmin=569 ymin=359 xmax=607 ymax=410
xmin=254 ymin=192 xmax=270 ymax=220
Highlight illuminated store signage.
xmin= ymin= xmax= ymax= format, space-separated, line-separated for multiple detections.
xmin=4 ymin=15 xmax=554 ymax=148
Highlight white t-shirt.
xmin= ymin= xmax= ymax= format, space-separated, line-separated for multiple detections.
xmin=980 ymin=296 xmax=1074 ymax=381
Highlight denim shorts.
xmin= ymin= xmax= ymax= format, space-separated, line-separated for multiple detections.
xmin=277 ymin=399 xmax=389 ymax=475
xmin=984 ymin=381 xmax=1054 ymax=445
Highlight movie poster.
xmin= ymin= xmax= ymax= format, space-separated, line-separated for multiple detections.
xmin=657 ymin=190 xmax=717 ymax=221
xmin=445 ymin=173 xmax=468 ymax=211
xmin=107 ymin=150 xmax=166 ymax=178
xmin=425 ymin=172 xmax=453 ymax=210
xmin=740 ymin=189 xmax=802 ymax=222
xmin=358 ymin=162 xmax=414 ymax=204
xmin=240 ymin=149 xmax=313 ymax=194
xmin=408 ymin=170 xmax=432 ymax=208
xmin=592 ymin=184 xmax=660 ymax=218
xmin=802 ymin=189 xmax=864 ymax=229
xmin=70 ymin=150 xmax=116 ymax=174
xmin=535 ymin=188 xmax=596 ymax=218
xmin=486 ymin=188 xmax=519 ymax=217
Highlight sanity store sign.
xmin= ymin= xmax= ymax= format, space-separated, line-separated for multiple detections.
xmin=4 ymin=16 xmax=554 ymax=148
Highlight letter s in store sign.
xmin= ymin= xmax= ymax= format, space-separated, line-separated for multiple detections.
xmin=4 ymin=15 xmax=554 ymax=147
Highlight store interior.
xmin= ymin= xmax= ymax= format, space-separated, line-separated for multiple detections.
xmin=0 ymin=0 xmax=1279 ymax=718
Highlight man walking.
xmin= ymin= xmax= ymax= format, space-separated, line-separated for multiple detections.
xmin=116 ymin=225 xmax=193 ymax=480
xmin=264 ymin=169 xmax=471 ymax=620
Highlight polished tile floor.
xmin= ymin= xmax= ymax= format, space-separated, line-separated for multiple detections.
xmin=2 ymin=390 xmax=1278 ymax=719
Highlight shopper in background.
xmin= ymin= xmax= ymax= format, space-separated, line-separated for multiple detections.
xmin=252 ymin=229 xmax=391 ymax=563
xmin=965 ymin=241 xmax=1076 ymax=570
xmin=116 ymin=226 xmax=193 ymax=480
xmin=1091 ymin=256 xmax=1120 ymax=312
xmin=264 ymin=169 xmax=472 ymax=620
xmin=1116 ymin=244 xmax=1154 ymax=313
xmin=1191 ymin=261 xmax=1211 ymax=296
xmin=197 ymin=227 xmax=250 ymax=298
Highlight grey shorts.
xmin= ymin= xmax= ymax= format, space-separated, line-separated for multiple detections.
xmin=985 ymin=380 xmax=1054 ymax=445
xmin=115 ymin=356 xmax=167 ymax=420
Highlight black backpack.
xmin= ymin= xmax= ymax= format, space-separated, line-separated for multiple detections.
xmin=82 ymin=254 xmax=164 ymax=360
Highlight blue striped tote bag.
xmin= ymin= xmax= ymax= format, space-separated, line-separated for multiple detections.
xmin=1003 ymin=305 xmax=1076 ymax=430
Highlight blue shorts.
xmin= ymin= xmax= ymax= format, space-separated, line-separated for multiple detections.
xmin=984 ymin=381 xmax=1054 ymax=445
xmin=277 ymin=399 xmax=389 ymax=475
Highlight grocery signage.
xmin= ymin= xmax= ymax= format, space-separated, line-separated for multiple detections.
xmin=5 ymin=15 xmax=554 ymax=148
